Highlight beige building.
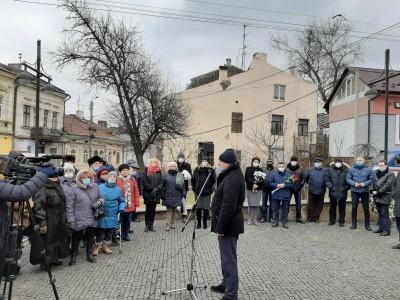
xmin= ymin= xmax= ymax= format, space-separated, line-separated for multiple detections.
xmin=0 ymin=65 xmax=16 ymax=153
xmin=170 ymin=52 xmax=318 ymax=167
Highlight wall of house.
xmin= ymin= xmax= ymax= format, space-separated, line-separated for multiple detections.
xmin=0 ymin=71 xmax=15 ymax=153
xmin=329 ymin=119 xmax=355 ymax=157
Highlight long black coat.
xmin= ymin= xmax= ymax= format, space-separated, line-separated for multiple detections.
xmin=30 ymin=180 xmax=69 ymax=265
xmin=244 ymin=166 xmax=264 ymax=191
xmin=191 ymin=165 xmax=216 ymax=195
xmin=142 ymin=168 xmax=163 ymax=204
xmin=372 ymin=169 xmax=395 ymax=205
xmin=325 ymin=166 xmax=350 ymax=200
xmin=211 ymin=163 xmax=245 ymax=236
xmin=177 ymin=161 xmax=192 ymax=192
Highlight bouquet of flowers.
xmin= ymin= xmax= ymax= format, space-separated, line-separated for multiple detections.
xmin=181 ymin=170 xmax=191 ymax=181
xmin=271 ymin=174 xmax=299 ymax=194
xmin=252 ymin=171 xmax=266 ymax=193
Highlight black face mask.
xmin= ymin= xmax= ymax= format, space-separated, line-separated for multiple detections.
xmin=168 ymin=169 xmax=178 ymax=175
xmin=267 ymin=164 xmax=273 ymax=169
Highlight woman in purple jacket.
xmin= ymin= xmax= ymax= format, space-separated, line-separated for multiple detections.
xmin=66 ymin=170 xmax=105 ymax=266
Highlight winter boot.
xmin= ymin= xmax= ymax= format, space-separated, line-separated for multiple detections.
xmin=93 ymin=242 xmax=102 ymax=256
xmin=101 ymin=241 xmax=113 ymax=254
xmin=69 ymin=240 xmax=79 ymax=266
xmin=86 ymin=238 xmax=97 ymax=263
xmin=150 ymin=222 xmax=156 ymax=232
xmin=253 ymin=207 xmax=259 ymax=226
xmin=350 ymin=222 xmax=357 ymax=230
xmin=144 ymin=222 xmax=149 ymax=232
xmin=203 ymin=210 xmax=209 ymax=229
xmin=365 ymin=221 xmax=372 ymax=231
xmin=196 ymin=210 xmax=202 ymax=229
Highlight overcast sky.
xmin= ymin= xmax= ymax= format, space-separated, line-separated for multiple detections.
xmin=2 ymin=0 xmax=400 ymax=122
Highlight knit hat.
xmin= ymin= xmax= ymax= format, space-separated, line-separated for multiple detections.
xmin=63 ymin=164 xmax=75 ymax=172
xmin=63 ymin=155 xmax=76 ymax=163
xmin=267 ymin=158 xmax=273 ymax=163
xmin=118 ymin=163 xmax=130 ymax=172
xmin=251 ymin=157 xmax=261 ymax=163
xmin=43 ymin=167 xmax=57 ymax=178
xmin=334 ymin=158 xmax=343 ymax=163
xmin=87 ymin=155 xmax=103 ymax=165
xmin=290 ymin=156 xmax=298 ymax=162
xmin=107 ymin=171 xmax=118 ymax=179
xmin=314 ymin=157 xmax=323 ymax=162
xmin=219 ymin=149 xmax=237 ymax=164
xmin=178 ymin=152 xmax=185 ymax=159
xmin=98 ymin=168 xmax=109 ymax=176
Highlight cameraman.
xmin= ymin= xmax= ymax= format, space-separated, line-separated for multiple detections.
xmin=0 ymin=167 xmax=53 ymax=279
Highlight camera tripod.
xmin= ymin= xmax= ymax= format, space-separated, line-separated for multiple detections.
xmin=0 ymin=198 xmax=59 ymax=300
xmin=162 ymin=170 xmax=213 ymax=299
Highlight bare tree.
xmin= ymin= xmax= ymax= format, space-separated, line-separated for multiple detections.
xmin=51 ymin=0 xmax=191 ymax=168
xmin=348 ymin=143 xmax=380 ymax=159
xmin=331 ymin=127 xmax=345 ymax=157
xmin=269 ymin=18 xmax=364 ymax=103
xmin=162 ymin=137 xmax=199 ymax=165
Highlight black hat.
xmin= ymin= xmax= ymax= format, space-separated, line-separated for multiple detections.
xmin=290 ymin=156 xmax=298 ymax=162
xmin=118 ymin=163 xmax=130 ymax=172
xmin=267 ymin=158 xmax=273 ymax=163
xmin=314 ymin=157 xmax=323 ymax=162
xmin=63 ymin=155 xmax=76 ymax=163
xmin=251 ymin=157 xmax=261 ymax=163
xmin=334 ymin=158 xmax=342 ymax=163
xmin=88 ymin=155 xmax=103 ymax=165
xmin=219 ymin=149 xmax=237 ymax=164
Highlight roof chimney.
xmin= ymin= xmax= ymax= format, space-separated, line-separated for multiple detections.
xmin=8 ymin=63 xmax=22 ymax=70
xmin=98 ymin=120 xmax=107 ymax=128
xmin=226 ymin=58 xmax=231 ymax=67
xmin=219 ymin=65 xmax=228 ymax=79
xmin=76 ymin=110 xmax=84 ymax=119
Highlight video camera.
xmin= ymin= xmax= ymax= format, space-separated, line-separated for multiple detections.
xmin=0 ymin=151 xmax=63 ymax=181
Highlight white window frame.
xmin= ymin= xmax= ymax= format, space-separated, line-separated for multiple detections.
xmin=83 ymin=150 xmax=89 ymax=163
xmin=273 ymin=85 xmax=286 ymax=101
xmin=44 ymin=110 xmax=49 ymax=128
xmin=0 ymin=95 xmax=4 ymax=120
xmin=52 ymin=112 xmax=58 ymax=129
xmin=23 ymin=105 xmax=30 ymax=127
xmin=395 ymin=115 xmax=400 ymax=144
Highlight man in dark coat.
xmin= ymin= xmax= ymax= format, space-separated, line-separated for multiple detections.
xmin=210 ymin=149 xmax=245 ymax=300
xmin=102 ymin=155 xmax=115 ymax=172
xmin=325 ymin=159 xmax=350 ymax=227
xmin=305 ymin=158 xmax=327 ymax=223
xmin=176 ymin=152 xmax=192 ymax=223
xmin=0 ymin=167 xmax=52 ymax=279
xmin=261 ymin=159 xmax=274 ymax=223
xmin=286 ymin=156 xmax=306 ymax=224
xmin=371 ymin=160 xmax=395 ymax=236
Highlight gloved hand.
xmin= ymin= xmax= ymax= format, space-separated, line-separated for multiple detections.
xmin=151 ymin=188 xmax=157 ymax=197
xmin=127 ymin=200 xmax=132 ymax=208
xmin=67 ymin=222 xmax=76 ymax=231
xmin=39 ymin=226 xmax=47 ymax=234
xmin=91 ymin=200 xmax=102 ymax=210
xmin=40 ymin=166 xmax=55 ymax=177
xmin=118 ymin=210 xmax=124 ymax=214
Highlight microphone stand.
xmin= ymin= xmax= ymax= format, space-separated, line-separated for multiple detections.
xmin=162 ymin=168 xmax=214 ymax=299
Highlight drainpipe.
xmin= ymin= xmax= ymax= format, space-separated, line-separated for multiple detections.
xmin=12 ymin=84 xmax=19 ymax=149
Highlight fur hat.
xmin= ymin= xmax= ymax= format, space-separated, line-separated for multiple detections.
xmin=88 ymin=155 xmax=103 ymax=165
xmin=63 ymin=155 xmax=76 ymax=163
xmin=314 ymin=157 xmax=323 ymax=163
xmin=219 ymin=149 xmax=237 ymax=164
xmin=168 ymin=161 xmax=178 ymax=169
xmin=334 ymin=158 xmax=343 ymax=163
xmin=290 ymin=156 xmax=298 ymax=162
xmin=118 ymin=164 xmax=130 ymax=172
xmin=251 ymin=157 xmax=261 ymax=163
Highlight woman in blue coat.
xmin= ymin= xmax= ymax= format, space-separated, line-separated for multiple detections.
xmin=94 ymin=171 xmax=126 ymax=256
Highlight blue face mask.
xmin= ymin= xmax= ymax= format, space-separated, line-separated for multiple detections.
xmin=83 ymin=179 xmax=91 ymax=185
xmin=314 ymin=163 xmax=320 ymax=168
xmin=108 ymin=179 xmax=116 ymax=184
xmin=219 ymin=166 xmax=224 ymax=173
xmin=378 ymin=167 xmax=386 ymax=172
xmin=93 ymin=166 xmax=100 ymax=171
xmin=356 ymin=161 xmax=363 ymax=166
xmin=130 ymin=171 xmax=137 ymax=176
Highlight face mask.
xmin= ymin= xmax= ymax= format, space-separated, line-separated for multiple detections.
xmin=378 ymin=167 xmax=386 ymax=172
xmin=83 ymin=179 xmax=91 ymax=185
xmin=253 ymin=163 xmax=260 ymax=168
xmin=202 ymin=161 xmax=208 ymax=167
xmin=314 ymin=163 xmax=321 ymax=168
xmin=267 ymin=164 xmax=273 ymax=169
xmin=335 ymin=163 xmax=342 ymax=168
xmin=93 ymin=166 xmax=100 ymax=171
xmin=290 ymin=161 xmax=297 ymax=166
xmin=219 ymin=165 xmax=224 ymax=173
xmin=278 ymin=167 xmax=285 ymax=172
xmin=130 ymin=171 xmax=137 ymax=176
xmin=356 ymin=161 xmax=363 ymax=166
xmin=107 ymin=179 xmax=116 ymax=184
xmin=178 ymin=158 xmax=184 ymax=163
xmin=65 ymin=173 xmax=74 ymax=179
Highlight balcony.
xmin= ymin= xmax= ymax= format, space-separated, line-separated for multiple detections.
xmin=30 ymin=127 xmax=62 ymax=140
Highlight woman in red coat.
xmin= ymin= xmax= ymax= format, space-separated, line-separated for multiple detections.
xmin=117 ymin=164 xmax=140 ymax=241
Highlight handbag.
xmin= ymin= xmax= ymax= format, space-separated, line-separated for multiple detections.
xmin=94 ymin=205 xmax=106 ymax=220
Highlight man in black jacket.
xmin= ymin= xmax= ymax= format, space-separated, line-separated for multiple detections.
xmin=261 ymin=159 xmax=275 ymax=223
xmin=211 ymin=149 xmax=244 ymax=300
xmin=286 ymin=156 xmax=306 ymax=224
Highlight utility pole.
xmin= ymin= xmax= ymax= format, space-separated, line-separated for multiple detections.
xmin=241 ymin=25 xmax=247 ymax=70
xmin=89 ymin=100 xmax=94 ymax=157
xmin=384 ymin=49 xmax=390 ymax=161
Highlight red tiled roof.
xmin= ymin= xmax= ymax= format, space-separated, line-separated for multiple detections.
xmin=63 ymin=114 xmax=126 ymax=143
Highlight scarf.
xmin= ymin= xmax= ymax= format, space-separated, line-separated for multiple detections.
xmin=147 ymin=167 xmax=160 ymax=175
xmin=119 ymin=175 xmax=132 ymax=206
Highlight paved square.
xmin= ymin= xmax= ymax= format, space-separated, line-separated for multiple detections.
xmin=4 ymin=220 xmax=400 ymax=300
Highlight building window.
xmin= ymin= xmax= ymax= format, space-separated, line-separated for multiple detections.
xmin=0 ymin=95 xmax=4 ymax=120
xmin=23 ymin=105 xmax=30 ymax=127
xmin=273 ymin=85 xmax=286 ymax=101
xmin=93 ymin=150 xmax=98 ymax=156
xmin=271 ymin=115 xmax=284 ymax=135
xmin=44 ymin=110 xmax=49 ymax=128
xmin=52 ymin=112 xmax=58 ymax=129
xmin=71 ymin=149 xmax=76 ymax=156
xmin=299 ymin=150 xmax=310 ymax=158
xmin=298 ymin=119 xmax=309 ymax=136
xmin=83 ymin=150 xmax=88 ymax=163
xmin=116 ymin=152 xmax=121 ymax=164
xmin=231 ymin=112 xmax=243 ymax=133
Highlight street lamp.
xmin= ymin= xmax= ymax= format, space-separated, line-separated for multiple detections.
xmin=16 ymin=40 xmax=55 ymax=156
xmin=364 ymin=89 xmax=379 ymax=146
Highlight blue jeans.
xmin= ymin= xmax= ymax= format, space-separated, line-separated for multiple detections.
xmin=351 ymin=192 xmax=370 ymax=224
xmin=272 ymin=199 xmax=290 ymax=224
xmin=262 ymin=190 xmax=273 ymax=220
xmin=376 ymin=202 xmax=390 ymax=233
xmin=290 ymin=190 xmax=302 ymax=220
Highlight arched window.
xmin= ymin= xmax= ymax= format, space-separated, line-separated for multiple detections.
xmin=99 ymin=150 xmax=104 ymax=157
xmin=93 ymin=150 xmax=98 ymax=156
xmin=71 ymin=149 xmax=76 ymax=156
xmin=116 ymin=152 xmax=121 ymax=164
xmin=83 ymin=150 xmax=88 ymax=164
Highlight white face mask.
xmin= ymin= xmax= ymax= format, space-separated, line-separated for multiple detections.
xmin=278 ymin=167 xmax=285 ymax=172
xmin=335 ymin=163 xmax=342 ymax=168
xmin=201 ymin=161 xmax=208 ymax=167
xmin=253 ymin=162 xmax=260 ymax=168
xmin=290 ymin=161 xmax=297 ymax=166
xmin=65 ymin=173 xmax=74 ymax=179
xmin=178 ymin=158 xmax=184 ymax=163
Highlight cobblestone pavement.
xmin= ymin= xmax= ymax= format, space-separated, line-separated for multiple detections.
xmin=4 ymin=219 xmax=400 ymax=300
